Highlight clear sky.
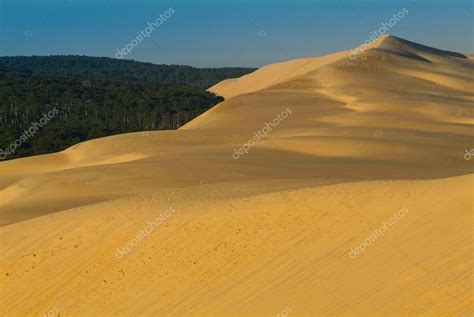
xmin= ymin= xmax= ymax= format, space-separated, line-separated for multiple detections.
xmin=0 ymin=0 xmax=472 ymax=67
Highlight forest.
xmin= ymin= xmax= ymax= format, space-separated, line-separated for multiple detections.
xmin=0 ymin=56 xmax=255 ymax=160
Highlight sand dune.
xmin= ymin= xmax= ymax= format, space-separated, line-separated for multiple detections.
xmin=0 ymin=35 xmax=473 ymax=315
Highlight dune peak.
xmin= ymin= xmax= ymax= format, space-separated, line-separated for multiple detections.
xmin=370 ymin=34 xmax=467 ymax=59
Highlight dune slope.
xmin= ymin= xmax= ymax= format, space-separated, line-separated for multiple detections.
xmin=0 ymin=175 xmax=472 ymax=315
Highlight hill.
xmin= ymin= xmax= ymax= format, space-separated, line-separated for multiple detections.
xmin=0 ymin=55 xmax=255 ymax=87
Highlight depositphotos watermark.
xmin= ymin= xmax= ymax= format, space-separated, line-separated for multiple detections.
xmin=232 ymin=107 xmax=292 ymax=160
xmin=43 ymin=306 xmax=59 ymax=317
xmin=464 ymin=149 xmax=474 ymax=160
xmin=349 ymin=207 xmax=408 ymax=258
xmin=115 ymin=8 xmax=175 ymax=59
xmin=350 ymin=8 xmax=408 ymax=60
xmin=115 ymin=206 xmax=176 ymax=259
xmin=276 ymin=306 xmax=292 ymax=317
xmin=0 ymin=108 xmax=59 ymax=160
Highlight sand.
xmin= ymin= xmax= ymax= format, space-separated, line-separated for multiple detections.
xmin=0 ymin=35 xmax=473 ymax=316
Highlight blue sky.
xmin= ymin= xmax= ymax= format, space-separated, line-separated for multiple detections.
xmin=0 ymin=0 xmax=472 ymax=67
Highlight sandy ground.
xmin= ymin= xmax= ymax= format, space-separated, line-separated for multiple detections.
xmin=0 ymin=35 xmax=473 ymax=316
